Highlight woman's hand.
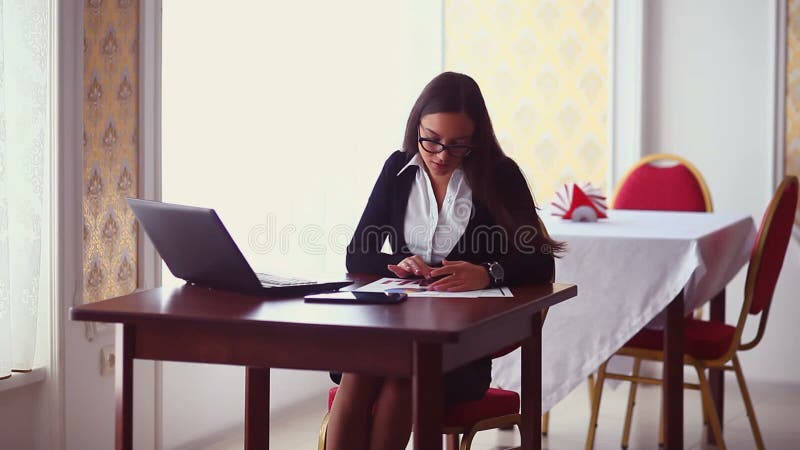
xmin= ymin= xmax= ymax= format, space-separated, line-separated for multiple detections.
xmin=387 ymin=255 xmax=434 ymax=278
xmin=427 ymin=259 xmax=490 ymax=292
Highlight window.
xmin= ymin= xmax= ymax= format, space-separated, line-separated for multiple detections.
xmin=161 ymin=0 xmax=442 ymax=278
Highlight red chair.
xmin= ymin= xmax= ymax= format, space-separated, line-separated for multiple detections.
xmin=608 ymin=153 xmax=713 ymax=447
xmin=319 ymin=386 xmax=522 ymax=450
xmin=612 ymin=153 xmax=713 ymax=212
xmin=587 ymin=176 xmax=799 ymax=450
xmin=317 ymin=311 xmax=550 ymax=450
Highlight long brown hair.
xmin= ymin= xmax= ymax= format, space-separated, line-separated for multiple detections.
xmin=402 ymin=72 xmax=564 ymax=256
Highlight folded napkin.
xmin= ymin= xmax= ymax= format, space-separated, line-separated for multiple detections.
xmin=551 ymin=182 xmax=608 ymax=222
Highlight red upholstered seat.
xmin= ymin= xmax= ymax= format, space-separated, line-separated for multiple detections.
xmin=443 ymin=388 xmax=520 ymax=427
xmin=624 ymin=318 xmax=736 ymax=361
xmin=327 ymin=386 xmax=520 ymax=428
xmin=613 ymin=158 xmax=710 ymax=212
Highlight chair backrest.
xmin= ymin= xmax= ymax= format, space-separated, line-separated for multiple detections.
xmin=745 ymin=176 xmax=798 ymax=315
xmin=726 ymin=176 xmax=799 ymax=356
xmin=612 ymin=154 xmax=713 ymax=212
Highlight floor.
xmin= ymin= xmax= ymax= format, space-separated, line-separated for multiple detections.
xmin=199 ymin=375 xmax=800 ymax=450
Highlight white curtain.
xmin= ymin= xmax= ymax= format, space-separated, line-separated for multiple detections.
xmin=0 ymin=0 xmax=51 ymax=380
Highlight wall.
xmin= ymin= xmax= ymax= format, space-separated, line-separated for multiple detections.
xmin=642 ymin=0 xmax=773 ymax=219
xmin=64 ymin=323 xmax=158 ymax=450
xmin=641 ymin=0 xmax=800 ymax=383
xmin=443 ymin=0 xmax=612 ymax=199
xmin=161 ymin=364 xmax=330 ymax=449
xmin=0 ymin=383 xmax=40 ymax=449
xmin=82 ymin=0 xmax=140 ymax=304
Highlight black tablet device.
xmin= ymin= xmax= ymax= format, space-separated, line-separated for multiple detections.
xmin=303 ymin=291 xmax=407 ymax=304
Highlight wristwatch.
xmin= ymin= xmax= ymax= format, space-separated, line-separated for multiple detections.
xmin=481 ymin=261 xmax=505 ymax=287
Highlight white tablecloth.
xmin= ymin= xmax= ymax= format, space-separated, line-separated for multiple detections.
xmin=491 ymin=210 xmax=756 ymax=412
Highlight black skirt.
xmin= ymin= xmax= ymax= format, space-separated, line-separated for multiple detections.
xmin=329 ymin=357 xmax=491 ymax=406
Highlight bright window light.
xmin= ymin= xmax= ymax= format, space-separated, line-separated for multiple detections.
xmin=162 ymin=1 xmax=442 ymax=281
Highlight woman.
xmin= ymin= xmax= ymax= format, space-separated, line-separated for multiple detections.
xmin=326 ymin=72 xmax=561 ymax=450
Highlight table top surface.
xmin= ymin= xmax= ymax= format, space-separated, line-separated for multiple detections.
xmin=541 ymin=209 xmax=753 ymax=240
xmin=71 ymin=274 xmax=577 ymax=342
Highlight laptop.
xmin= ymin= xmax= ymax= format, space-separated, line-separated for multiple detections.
xmin=127 ymin=198 xmax=351 ymax=295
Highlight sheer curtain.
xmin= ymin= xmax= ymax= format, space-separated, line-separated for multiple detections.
xmin=0 ymin=0 xmax=51 ymax=380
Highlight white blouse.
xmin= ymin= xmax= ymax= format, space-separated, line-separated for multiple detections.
xmin=397 ymin=153 xmax=473 ymax=265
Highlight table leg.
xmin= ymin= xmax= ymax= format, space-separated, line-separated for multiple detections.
xmin=663 ymin=291 xmax=685 ymax=450
xmin=708 ymin=289 xmax=726 ymax=444
xmin=520 ymin=311 xmax=543 ymax=450
xmin=245 ymin=367 xmax=270 ymax=450
xmin=413 ymin=342 xmax=443 ymax=450
xmin=115 ymin=324 xmax=134 ymax=450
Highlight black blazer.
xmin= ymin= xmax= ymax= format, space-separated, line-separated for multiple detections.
xmin=346 ymin=150 xmax=554 ymax=285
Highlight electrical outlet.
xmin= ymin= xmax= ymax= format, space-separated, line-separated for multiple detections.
xmin=100 ymin=345 xmax=115 ymax=376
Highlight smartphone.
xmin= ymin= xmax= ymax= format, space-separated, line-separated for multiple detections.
xmin=304 ymin=291 xmax=408 ymax=304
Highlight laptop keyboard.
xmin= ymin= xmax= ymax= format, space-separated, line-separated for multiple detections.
xmin=256 ymin=273 xmax=313 ymax=287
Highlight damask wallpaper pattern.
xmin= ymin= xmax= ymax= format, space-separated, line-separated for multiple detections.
xmin=444 ymin=0 xmax=610 ymax=202
xmin=83 ymin=0 xmax=139 ymax=303
xmin=786 ymin=0 xmax=800 ymax=226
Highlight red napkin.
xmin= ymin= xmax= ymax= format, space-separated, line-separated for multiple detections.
xmin=551 ymin=183 xmax=608 ymax=222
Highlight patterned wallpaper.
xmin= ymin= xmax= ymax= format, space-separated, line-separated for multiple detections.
xmin=83 ymin=0 xmax=139 ymax=303
xmin=444 ymin=0 xmax=610 ymax=203
xmin=786 ymin=0 xmax=800 ymax=226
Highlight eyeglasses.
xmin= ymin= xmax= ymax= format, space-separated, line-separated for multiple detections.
xmin=417 ymin=130 xmax=474 ymax=158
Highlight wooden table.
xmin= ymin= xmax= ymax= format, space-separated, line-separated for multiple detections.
xmin=70 ymin=274 xmax=577 ymax=450
xmin=659 ymin=288 xmax=725 ymax=449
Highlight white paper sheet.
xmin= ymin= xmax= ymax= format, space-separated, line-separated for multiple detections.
xmin=356 ymin=277 xmax=513 ymax=298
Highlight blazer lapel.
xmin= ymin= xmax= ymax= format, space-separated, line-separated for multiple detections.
xmin=392 ymin=163 xmax=416 ymax=254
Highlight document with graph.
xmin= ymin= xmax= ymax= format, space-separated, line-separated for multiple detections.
xmin=356 ymin=277 xmax=513 ymax=298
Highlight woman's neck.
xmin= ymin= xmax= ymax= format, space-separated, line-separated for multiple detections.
xmin=425 ymin=169 xmax=453 ymax=212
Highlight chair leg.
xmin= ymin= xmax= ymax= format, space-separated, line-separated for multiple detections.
xmin=446 ymin=433 xmax=460 ymax=450
xmin=702 ymin=372 xmax=710 ymax=427
xmin=460 ymin=429 xmax=476 ymax=450
xmin=658 ymin=394 xmax=664 ymax=448
xmin=587 ymin=373 xmax=595 ymax=402
xmin=318 ymin=411 xmax=330 ymax=450
xmin=585 ymin=360 xmax=608 ymax=450
xmin=621 ymin=357 xmax=642 ymax=450
xmin=732 ymin=355 xmax=765 ymax=450
xmin=695 ymin=364 xmax=726 ymax=450
xmin=542 ymin=411 xmax=550 ymax=436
